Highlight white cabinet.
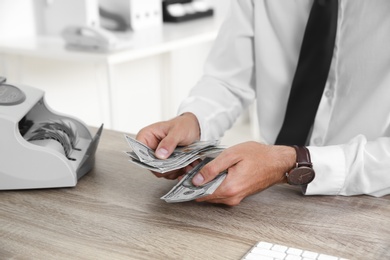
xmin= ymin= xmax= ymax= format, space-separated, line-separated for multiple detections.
xmin=0 ymin=0 xmax=254 ymax=142
xmin=0 ymin=18 xmax=219 ymax=134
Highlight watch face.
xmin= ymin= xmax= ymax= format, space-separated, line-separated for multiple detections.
xmin=288 ymin=166 xmax=315 ymax=185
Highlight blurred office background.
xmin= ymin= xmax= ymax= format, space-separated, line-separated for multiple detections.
xmin=0 ymin=0 xmax=257 ymax=145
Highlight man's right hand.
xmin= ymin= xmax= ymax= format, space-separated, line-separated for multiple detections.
xmin=135 ymin=112 xmax=201 ymax=179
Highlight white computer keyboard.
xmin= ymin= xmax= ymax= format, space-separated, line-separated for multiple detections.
xmin=242 ymin=241 xmax=348 ymax=260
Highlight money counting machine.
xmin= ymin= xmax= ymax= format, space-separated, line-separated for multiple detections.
xmin=0 ymin=77 xmax=103 ymax=190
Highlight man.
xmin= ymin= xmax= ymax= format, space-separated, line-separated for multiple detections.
xmin=136 ymin=0 xmax=390 ymax=206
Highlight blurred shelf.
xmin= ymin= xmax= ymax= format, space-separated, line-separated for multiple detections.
xmin=0 ymin=16 xmax=222 ymax=65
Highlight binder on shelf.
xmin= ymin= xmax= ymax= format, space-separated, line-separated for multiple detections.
xmin=162 ymin=0 xmax=214 ymax=23
xmin=98 ymin=0 xmax=162 ymax=31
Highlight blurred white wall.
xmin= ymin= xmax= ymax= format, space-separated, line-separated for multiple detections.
xmin=0 ymin=0 xmax=228 ymax=38
xmin=0 ymin=0 xmax=235 ymax=135
xmin=0 ymin=0 xmax=37 ymax=38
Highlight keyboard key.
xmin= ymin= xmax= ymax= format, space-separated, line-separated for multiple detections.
xmin=244 ymin=252 xmax=273 ymax=260
xmin=272 ymin=244 xmax=288 ymax=253
xmin=242 ymin=241 xmax=348 ymax=260
xmin=318 ymin=254 xmax=339 ymax=260
xmin=287 ymin=247 xmax=303 ymax=256
xmin=302 ymin=250 xmax=319 ymax=259
xmin=285 ymin=255 xmax=303 ymax=260
xmin=251 ymin=247 xmax=287 ymax=259
xmin=257 ymin=241 xmax=273 ymax=250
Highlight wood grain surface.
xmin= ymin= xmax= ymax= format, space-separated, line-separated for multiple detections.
xmin=1 ymin=129 xmax=389 ymax=259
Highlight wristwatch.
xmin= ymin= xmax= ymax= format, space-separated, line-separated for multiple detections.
xmin=286 ymin=145 xmax=315 ymax=186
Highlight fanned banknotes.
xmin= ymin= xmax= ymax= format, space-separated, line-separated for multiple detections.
xmin=160 ymin=157 xmax=227 ymax=203
xmin=26 ymin=120 xmax=80 ymax=160
xmin=124 ymin=135 xmax=227 ymax=202
xmin=124 ymin=135 xmax=224 ymax=173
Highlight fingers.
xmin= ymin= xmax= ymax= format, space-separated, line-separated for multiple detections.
xmin=135 ymin=121 xmax=183 ymax=159
xmin=196 ymin=196 xmax=242 ymax=207
xmin=155 ymin=131 xmax=182 ymax=159
xmin=192 ymin=149 xmax=240 ymax=186
xmin=136 ymin=113 xmax=201 ymax=160
xmin=135 ymin=123 xmax=164 ymax=150
xmin=195 ymin=190 xmax=243 ymax=207
xmin=194 ymin=169 xmax=244 ymax=206
xmin=155 ymin=113 xmax=201 ymax=159
xmin=152 ymin=168 xmax=186 ymax=180
xmin=152 ymin=159 xmax=200 ymax=180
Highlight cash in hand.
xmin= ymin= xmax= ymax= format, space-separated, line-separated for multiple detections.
xmin=124 ymin=135 xmax=224 ymax=173
xmin=160 ymin=157 xmax=227 ymax=203
xmin=124 ymin=135 xmax=227 ymax=202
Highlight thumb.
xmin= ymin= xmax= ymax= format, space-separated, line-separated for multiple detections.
xmin=192 ymin=157 xmax=227 ymax=186
xmin=155 ymin=132 xmax=181 ymax=159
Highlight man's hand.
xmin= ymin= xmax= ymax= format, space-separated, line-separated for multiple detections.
xmin=136 ymin=112 xmax=201 ymax=179
xmin=191 ymin=142 xmax=296 ymax=206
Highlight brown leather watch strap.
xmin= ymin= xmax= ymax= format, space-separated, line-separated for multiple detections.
xmin=293 ymin=145 xmax=312 ymax=168
xmin=291 ymin=145 xmax=314 ymax=194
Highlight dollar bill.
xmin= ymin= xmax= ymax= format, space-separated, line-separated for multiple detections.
xmin=26 ymin=120 xmax=79 ymax=160
xmin=124 ymin=135 xmax=159 ymax=162
xmin=124 ymin=136 xmax=227 ymax=202
xmin=124 ymin=135 xmax=224 ymax=173
xmin=160 ymin=157 xmax=227 ymax=203
xmin=125 ymin=148 xmax=223 ymax=173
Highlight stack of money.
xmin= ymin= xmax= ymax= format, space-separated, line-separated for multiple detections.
xmin=26 ymin=120 xmax=80 ymax=160
xmin=124 ymin=135 xmax=224 ymax=173
xmin=124 ymin=135 xmax=227 ymax=202
xmin=160 ymin=157 xmax=227 ymax=203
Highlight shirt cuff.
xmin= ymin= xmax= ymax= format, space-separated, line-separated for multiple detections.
xmin=305 ymin=145 xmax=346 ymax=195
xmin=178 ymin=96 xmax=230 ymax=141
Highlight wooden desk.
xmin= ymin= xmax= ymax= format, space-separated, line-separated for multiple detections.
xmin=1 ymin=129 xmax=389 ymax=259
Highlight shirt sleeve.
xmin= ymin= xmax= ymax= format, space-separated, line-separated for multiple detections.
xmin=177 ymin=0 xmax=256 ymax=141
xmin=307 ymin=135 xmax=390 ymax=197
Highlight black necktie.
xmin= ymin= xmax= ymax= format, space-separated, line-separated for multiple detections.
xmin=275 ymin=0 xmax=338 ymax=146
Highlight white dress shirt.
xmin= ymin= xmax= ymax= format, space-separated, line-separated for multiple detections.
xmin=178 ymin=0 xmax=390 ymax=197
